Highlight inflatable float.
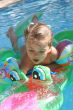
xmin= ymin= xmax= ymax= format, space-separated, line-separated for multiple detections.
xmin=0 ymin=12 xmax=73 ymax=110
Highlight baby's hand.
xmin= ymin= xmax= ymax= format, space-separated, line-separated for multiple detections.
xmin=32 ymin=15 xmax=39 ymax=24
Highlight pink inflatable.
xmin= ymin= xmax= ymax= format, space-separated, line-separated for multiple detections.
xmin=0 ymin=91 xmax=41 ymax=110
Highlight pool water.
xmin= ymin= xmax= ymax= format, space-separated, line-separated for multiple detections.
xmin=0 ymin=0 xmax=73 ymax=110
xmin=60 ymin=84 xmax=73 ymax=110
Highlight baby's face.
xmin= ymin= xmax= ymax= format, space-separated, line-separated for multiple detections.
xmin=26 ymin=37 xmax=51 ymax=64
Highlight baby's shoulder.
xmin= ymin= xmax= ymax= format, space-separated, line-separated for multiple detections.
xmin=50 ymin=46 xmax=58 ymax=61
xmin=51 ymin=46 xmax=57 ymax=54
xmin=45 ymin=46 xmax=58 ymax=64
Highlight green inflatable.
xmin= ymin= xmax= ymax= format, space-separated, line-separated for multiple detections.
xmin=15 ymin=12 xmax=43 ymax=37
xmin=54 ymin=30 xmax=73 ymax=41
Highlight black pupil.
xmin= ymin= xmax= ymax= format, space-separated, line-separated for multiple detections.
xmin=10 ymin=74 xmax=16 ymax=81
xmin=33 ymin=71 xmax=40 ymax=79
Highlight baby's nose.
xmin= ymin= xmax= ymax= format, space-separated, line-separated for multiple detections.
xmin=33 ymin=52 xmax=39 ymax=56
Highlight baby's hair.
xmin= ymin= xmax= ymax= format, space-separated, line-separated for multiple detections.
xmin=24 ymin=22 xmax=53 ymax=45
xmin=24 ymin=23 xmax=34 ymax=38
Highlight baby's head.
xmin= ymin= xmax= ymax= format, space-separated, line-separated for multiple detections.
xmin=24 ymin=23 xmax=53 ymax=64
xmin=25 ymin=23 xmax=52 ymax=43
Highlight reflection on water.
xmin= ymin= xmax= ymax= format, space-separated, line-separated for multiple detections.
xmin=0 ymin=0 xmax=21 ymax=8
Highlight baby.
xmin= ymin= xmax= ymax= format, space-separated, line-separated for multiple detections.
xmin=7 ymin=22 xmax=58 ymax=74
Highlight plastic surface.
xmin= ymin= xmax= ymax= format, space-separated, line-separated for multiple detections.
xmin=0 ymin=91 xmax=41 ymax=110
xmin=15 ymin=12 xmax=43 ymax=37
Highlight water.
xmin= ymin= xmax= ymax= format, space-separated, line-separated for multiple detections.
xmin=60 ymin=84 xmax=73 ymax=110
xmin=0 ymin=0 xmax=73 ymax=110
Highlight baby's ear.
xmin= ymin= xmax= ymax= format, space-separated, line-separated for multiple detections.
xmin=48 ymin=42 xmax=52 ymax=49
xmin=24 ymin=28 xmax=29 ymax=38
xmin=32 ymin=15 xmax=39 ymax=24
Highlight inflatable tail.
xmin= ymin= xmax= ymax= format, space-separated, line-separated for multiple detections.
xmin=15 ymin=12 xmax=43 ymax=37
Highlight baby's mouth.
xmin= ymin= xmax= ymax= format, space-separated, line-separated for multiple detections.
xmin=33 ymin=59 xmax=39 ymax=62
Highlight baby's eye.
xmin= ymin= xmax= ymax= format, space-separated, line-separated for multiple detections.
xmin=29 ymin=50 xmax=34 ymax=52
xmin=40 ymin=51 xmax=45 ymax=53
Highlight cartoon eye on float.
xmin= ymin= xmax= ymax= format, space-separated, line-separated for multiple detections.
xmin=10 ymin=71 xmax=20 ymax=81
xmin=32 ymin=67 xmax=46 ymax=80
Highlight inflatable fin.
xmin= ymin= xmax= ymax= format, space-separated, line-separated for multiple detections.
xmin=15 ymin=12 xmax=43 ymax=37
xmin=54 ymin=30 xmax=73 ymax=45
